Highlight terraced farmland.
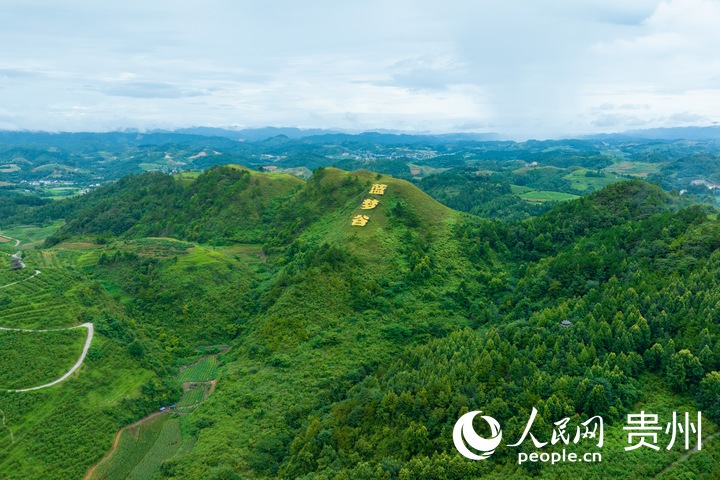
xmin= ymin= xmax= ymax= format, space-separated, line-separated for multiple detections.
xmin=86 ymin=354 xmax=224 ymax=479
xmin=177 ymin=355 xmax=217 ymax=382
xmin=176 ymin=385 xmax=206 ymax=408
xmin=0 ymin=328 xmax=86 ymax=390
xmin=117 ymin=238 xmax=193 ymax=258
xmin=0 ymin=267 xmax=86 ymax=329
xmin=88 ymin=415 xmax=183 ymax=480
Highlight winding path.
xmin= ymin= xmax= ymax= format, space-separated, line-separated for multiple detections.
xmin=0 ymin=269 xmax=41 ymax=290
xmin=0 ymin=234 xmax=93 ymax=392
xmin=0 ymin=323 xmax=94 ymax=392
xmin=0 ymin=234 xmax=39 ymax=289
xmin=83 ymin=410 xmax=167 ymax=480
xmin=0 ymin=409 xmax=13 ymax=445
xmin=0 ymin=236 xmax=20 ymax=248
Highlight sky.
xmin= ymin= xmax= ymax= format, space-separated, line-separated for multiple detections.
xmin=0 ymin=0 xmax=719 ymax=139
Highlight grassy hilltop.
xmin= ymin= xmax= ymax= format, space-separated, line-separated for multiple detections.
xmin=1 ymin=166 xmax=720 ymax=479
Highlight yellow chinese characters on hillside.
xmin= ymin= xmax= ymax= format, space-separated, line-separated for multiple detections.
xmin=351 ymin=184 xmax=388 ymax=226
xmin=361 ymin=198 xmax=379 ymax=210
xmin=369 ymin=184 xmax=387 ymax=195
xmin=352 ymin=215 xmax=370 ymax=226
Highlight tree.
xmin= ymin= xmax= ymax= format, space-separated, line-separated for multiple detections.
xmin=699 ymin=372 xmax=720 ymax=422
xmin=585 ymin=384 xmax=610 ymax=417
xmin=644 ymin=343 xmax=664 ymax=371
xmin=667 ymin=350 xmax=704 ymax=392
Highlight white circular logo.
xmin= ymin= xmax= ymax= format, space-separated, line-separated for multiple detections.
xmin=453 ymin=411 xmax=503 ymax=460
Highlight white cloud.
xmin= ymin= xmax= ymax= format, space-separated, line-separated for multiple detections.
xmin=0 ymin=0 xmax=717 ymax=137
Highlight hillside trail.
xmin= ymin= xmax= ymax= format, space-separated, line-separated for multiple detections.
xmin=0 ymin=409 xmax=13 ymax=445
xmin=0 ymin=323 xmax=94 ymax=392
xmin=1 ymin=235 xmax=94 ymax=392
xmin=0 ymin=236 xmax=21 ymax=248
xmin=83 ymin=410 xmax=167 ymax=480
xmin=653 ymin=431 xmax=720 ymax=478
xmin=0 ymin=269 xmax=41 ymax=289
xmin=0 ymin=235 xmax=40 ymax=289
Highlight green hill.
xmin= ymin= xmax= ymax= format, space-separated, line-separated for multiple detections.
xmin=45 ymin=165 xmax=304 ymax=245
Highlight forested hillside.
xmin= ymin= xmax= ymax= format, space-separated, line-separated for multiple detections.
xmin=1 ymin=167 xmax=720 ymax=479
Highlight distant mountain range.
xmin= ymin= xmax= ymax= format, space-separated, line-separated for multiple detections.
xmin=169 ymin=125 xmax=720 ymax=142
xmin=580 ymin=126 xmax=720 ymax=141
xmin=2 ymin=125 xmax=719 ymax=143
xmin=171 ymin=126 xmax=503 ymax=143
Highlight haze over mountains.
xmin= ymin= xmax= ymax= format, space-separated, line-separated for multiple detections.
xmin=104 ymin=125 xmax=720 ymax=142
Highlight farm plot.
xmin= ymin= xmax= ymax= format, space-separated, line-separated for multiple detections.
xmin=603 ymin=161 xmax=663 ymax=177
xmin=0 ymin=268 xmax=85 ymax=329
xmin=116 ymin=238 xmax=193 ymax=258
xmin=177 ymin=385 xmax=206 ymax=408
xmin=519 ymin=190 xmax=580 ymax=203
xmin=0 ymin=328 xmax=86 ymax=390
xmin=86 ymin=353 xmax=224 ymax=479
xmin=564 ymin=168 xmax=625 ymax=191
xmin=88 ymin=414 xmax=183 ymax=480
xmin=0 ymin=222 xmax=64 ymax=248
xmin=177 ymin=355 xmax=218 ymax=383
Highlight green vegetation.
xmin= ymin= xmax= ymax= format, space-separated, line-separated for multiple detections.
xmin=43 ymin=165 xmax=303 ymax=246
xmin=177 ymin=387 xmax=206 ymax=408
xmin=604 ymin=161 xmax=663 ymax=177
xmin=0 ymin=328 xmax=86 ymax=390
xmin=564 ymin=168 xmax=627 ymax=192
xmin=89 ymin=414 xmax=184 ymax=480
xmin=418 ymin=168 xmax=552 ymax=221
xmin=0 ymin=231 xmax=180 ymax=479
xmin=177 ymin=355 xmax=218 ymax=383
xmin=0 ymin=221 xmax=64 ymax=247
xmin=519 ymin=190 xmax=580 ymax=202
xmin=1 ymin=163 xmax=720 ymax=479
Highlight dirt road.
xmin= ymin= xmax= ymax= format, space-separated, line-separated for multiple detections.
xmin=83 ymin=410 xmax=167 ymax=480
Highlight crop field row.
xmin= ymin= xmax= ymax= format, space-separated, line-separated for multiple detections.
xmin=176 ymin=355 xmax=218 ymax=382
xmin=116 ymin=238 xmax=193 ymax=258
xmin=0 ymin=332 xmax=155 ymax=479
xmin=0 ymin=275 xmax=77 ymax=329
xmin=0 ymin=270 xmax=83 ymax=329
xmin=177 ymin=385 xmax=206 ymax=407
xmin=89 ymin=414 xmax=183 ymax=480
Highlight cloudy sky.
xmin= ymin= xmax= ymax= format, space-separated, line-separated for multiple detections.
xmin=0 ymin=0 xmax=718 ymax=138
